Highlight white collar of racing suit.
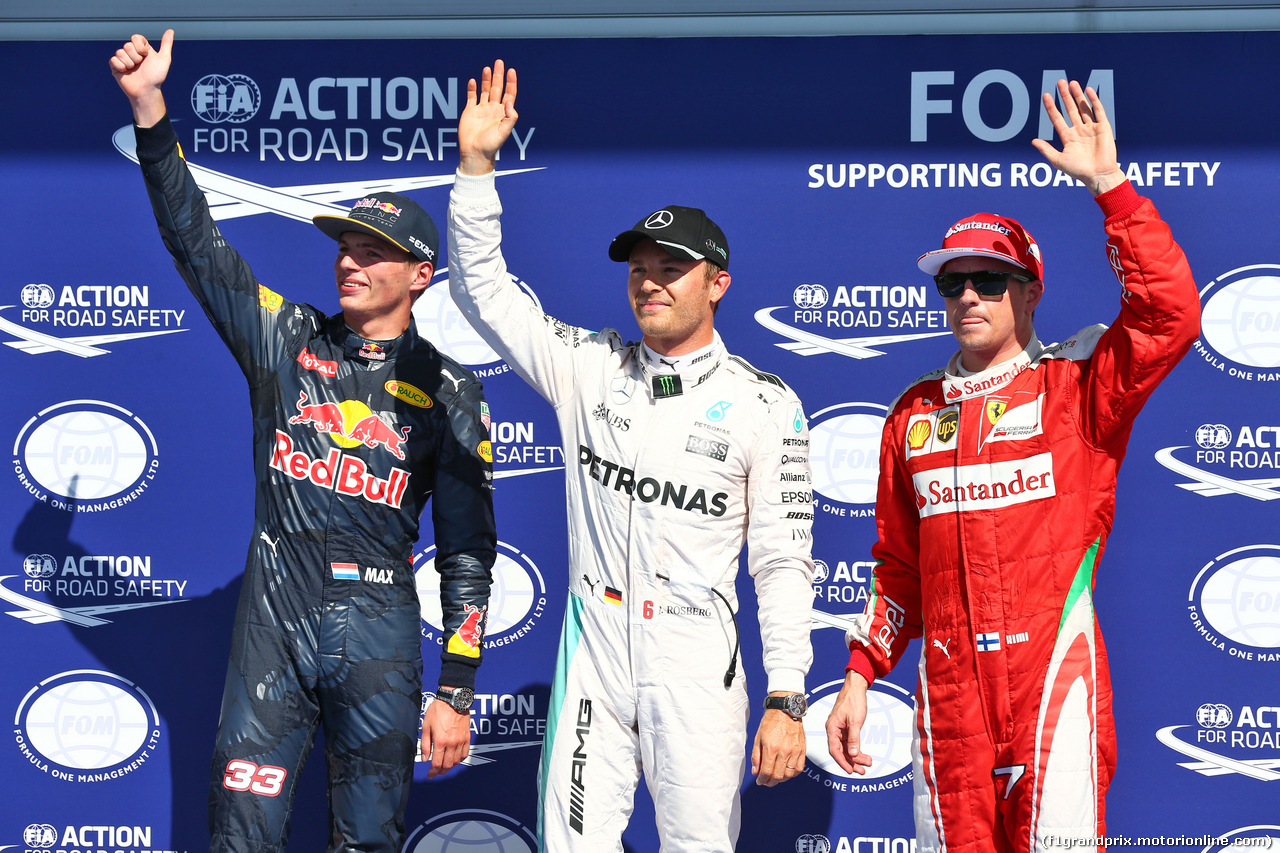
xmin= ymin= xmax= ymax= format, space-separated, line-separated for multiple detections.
xmin=941 ymin=334 xmax=1044 ymax=402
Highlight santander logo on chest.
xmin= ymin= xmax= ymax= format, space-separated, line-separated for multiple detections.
xmin=909 ymin=355 xmax=1053 ymax=516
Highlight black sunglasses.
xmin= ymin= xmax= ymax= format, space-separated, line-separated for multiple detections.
xmin=933 ymin=270 xmax=1034 ymax=298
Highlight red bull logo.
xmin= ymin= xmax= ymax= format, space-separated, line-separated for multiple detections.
xmin=447 ymin=604 xmax=486 ymax=658
xmin=348 ymin=414 xmax=411 ymax=460
xmin=288 ymin=392 xmax=412 ymax=459
xmin=375 ymin=202 xmax=402 ymax=216
xmin=289 ymin=391 xmax=346 ymax=434
xmin=270 ymin=431 xmax=410 ymax=508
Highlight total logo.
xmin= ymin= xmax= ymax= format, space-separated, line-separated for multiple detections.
xmin=1157 ymin=700 xmax=1280 ymax=782
xmin=416 ymin=541 xmax=547 ymax=651
xmin=12 ymin=670 xmax=161 ymax=783
xmin=1156 ymin=422 xmax=1280 ymax=501
xmin=0 ymin=282 xmax=188 ymax=357
xmin=413 ymin=267 xmax=544 ymax=380
xmin=1 ymin=552 xmax=188 ymax=627
xmin=1193 ymin=264 xmax=1280 ymax=382
xmin=12 ymin=823 xmax=162 ymax=852
xmin=754 ymin=283 xmax=949 ymax=361
xmin=1186 ymin=545 xmax=1280 ymax=662
xmin=404 ymin=809 xmax=536 ymax=853
xmin=807 ymin=403 xmax=886 ymax=522
xmin=795 ymin=834 xmax=917 ymax=853
xmin=801 ymin=679 xmax=914 ymax=793
xmin=11 ymin=400 xmax=159 ymax=513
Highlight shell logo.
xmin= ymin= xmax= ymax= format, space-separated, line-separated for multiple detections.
xmin=907 ymin=420 xmax=932 ymax=450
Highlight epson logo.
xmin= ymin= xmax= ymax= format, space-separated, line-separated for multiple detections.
xmin=910 ymin=68 xmax=1114 ymax=142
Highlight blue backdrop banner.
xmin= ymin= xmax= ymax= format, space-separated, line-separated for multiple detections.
xmin=2 ymin=31 xmax=1278 ymax=853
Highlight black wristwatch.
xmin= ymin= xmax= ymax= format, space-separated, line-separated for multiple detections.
xmin=436 ymin=686 xmax=475 ymax=714
xmin=763 ymin=692 xmax=807 ymax=721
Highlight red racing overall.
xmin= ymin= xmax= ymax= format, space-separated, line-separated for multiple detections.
xmin=847 ymin=182 xmax=1199 ymax=853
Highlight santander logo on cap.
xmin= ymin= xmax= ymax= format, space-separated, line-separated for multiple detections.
xmin=918 ymin=212 xmax=1043 ymax=280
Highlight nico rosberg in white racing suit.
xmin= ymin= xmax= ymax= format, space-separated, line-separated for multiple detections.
xmin=446 ymin=62 xmax=816 ymax=851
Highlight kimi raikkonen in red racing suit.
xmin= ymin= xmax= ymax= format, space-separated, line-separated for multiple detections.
xmin=135 ymin=115 xmax=496 ymax=852
xmin=846 ymin=182 xmax=1199 ymax=852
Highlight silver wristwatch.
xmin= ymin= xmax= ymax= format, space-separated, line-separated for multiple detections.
xmin=763 ymin=692 xmax=807 ymax=721
xmin=436 ymin=686 xmax=475 ymax=714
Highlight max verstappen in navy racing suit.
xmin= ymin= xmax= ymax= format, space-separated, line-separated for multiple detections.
xmin=447 ymin=63 xmax=815 ymax=853
xmin=825 ymin=82 xmax=1200 ymax=852
xmin=111 ymin=32 xmax=496 ymax=852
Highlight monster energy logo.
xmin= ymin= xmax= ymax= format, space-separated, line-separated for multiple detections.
xmin=652 ymin=374 xmax=683 ymax=399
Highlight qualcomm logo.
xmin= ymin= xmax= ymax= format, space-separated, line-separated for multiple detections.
xmin=413 ymin=267 xmax=544 ymax=379
xmin=754 ymin=282 xmax=950 ymax=360
xmin=1157 ymin=701 xmax=1280 ymax=782
xmin=13 ymin=670 xmax=161 ymax=782
xmin=11 ymin=400 xmax=160 ymax=513
xmin=802 ymin=679 xmax=914 ymax=793
xmin=191 ymin=74 xmax=262 ymax=123
xmin=1157 ymin=422 xmax=1280 ymax=501
xmin=1193 ymin=265 xmax=1280 ymax=381
xmin=807 ymin=403 xmax=886 ymax=520
xmin=405 ymin=810 xmax=536 ymax=853
xmin=416 ymin=541 xmax=547 ymax=652
xmin=1186 ymin=545 xmax=1280 ymax=662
